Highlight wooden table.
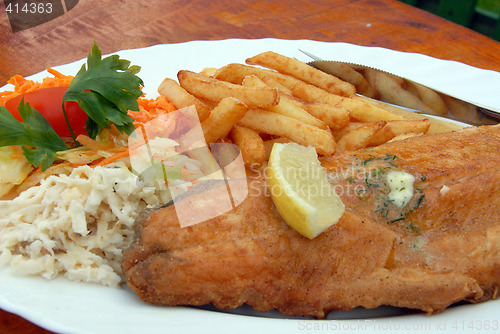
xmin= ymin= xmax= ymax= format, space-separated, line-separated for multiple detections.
xmin=1 ymin=0 xmax=499 ymax=332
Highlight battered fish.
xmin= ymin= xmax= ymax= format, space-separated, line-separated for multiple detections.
xmin=122 ymin=124 xmax=500 ymax=318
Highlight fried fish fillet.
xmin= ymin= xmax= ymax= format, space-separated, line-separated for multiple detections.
xmin=122 ymin=124 xmax=500 ymax=318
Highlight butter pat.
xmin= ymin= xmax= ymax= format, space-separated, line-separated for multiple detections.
xmin=387 ymin=171 xmax=415 ymax=207
xmin=440 ymin=185 xmax=450 ymax=195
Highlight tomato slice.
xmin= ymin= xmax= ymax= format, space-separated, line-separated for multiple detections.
xmin=4 ymin=87 xmax=88 ymax=138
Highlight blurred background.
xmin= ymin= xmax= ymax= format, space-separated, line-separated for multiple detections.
xmin=399 ymin=0 xmax=500 ymax=41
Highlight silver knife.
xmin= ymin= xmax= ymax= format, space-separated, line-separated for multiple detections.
xmin=300 ymin=50 xmax=499 ymax=126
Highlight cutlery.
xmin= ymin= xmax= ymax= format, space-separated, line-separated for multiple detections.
xmin=300 ymin=50 xmax=499 ymax=126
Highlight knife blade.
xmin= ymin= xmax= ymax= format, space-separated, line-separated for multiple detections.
xmin=301 ymin=51 xmax=499 ymax=126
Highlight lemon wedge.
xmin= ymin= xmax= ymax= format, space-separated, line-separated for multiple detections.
xmin=267 ymin=142 xmax=345 ymax=239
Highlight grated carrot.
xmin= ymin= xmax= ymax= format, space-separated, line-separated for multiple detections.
xmin=138 ymin=95 xmax=177 ymax=114
xmin=92 ymin=149 xmax=131 ymax=167
xmin=128 ymin=95 xmax=177 ymax=126
xmin=46 ymin=68 xmax=70 ymax=79
xmin=0 ymin=69 xmax=74 ymax=107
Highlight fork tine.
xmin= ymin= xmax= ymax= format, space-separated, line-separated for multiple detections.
xmin=298 ymin=49 xmax=323 ymax=61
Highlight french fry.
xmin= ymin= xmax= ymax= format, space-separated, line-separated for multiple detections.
xmin=214 ymin=63 xmax=303 ymax=89
xmin=238 ymin=109 xmax=336 ymax=155
xmin=283 ymin=95 xmax=350 ymax=130
xmin=178 ymin=70 xmax=279 ymax=108
xmin=209 ymin=142 xmax=246 ymax=180
xmin=354 ymin=94 xmax=465 ymax=133
xmin=177 ymin=125 xmax=222 ymax=175
xmin=242 ymin=75 xmax=328 ymax=130
xmin=336 ymin=119 xmax=431 ymax=150
xmin=246 ymin=51 xmax=356 ymax=97
xmin=158 ymin=78 xmax=212 ymax=121
xmin=202 ymin=97 xmax=249 ymax=143
xmin=337 ymin=121 xmax=386 ymax=152
xmin=186 ymin=146 xmax=221 ymax=175
xmin=229 ymin=125 xmax=266 ymax=166
xmin=291 ymin=82 xmax=404 ymax=122
xmin=241 ymin=75 xmax=268 ymax=88
xmin=199 ymin=67 xmax=218 ymax=76
xmin=409 ymin=82 xmax=448 ymax=116
xmin=349 ymin=96 xmax=405 ymax=122
xmin=405 ymin=79 xmax=420 ymax=97
xmin=269 ymin=97 xmax=329 ymax=130
xmin=331 ymin=121 xmax=365 ymax=141
xmin=364 ymin=69 xmax=435 ymax=114
xmin=388 ymin=133 xmax=421 ymax=142
xmin=368 ymin=119 xmax=431 ymax=146
xmin=197 ymin=98 xmax=219 ymax=109
xmin=311 ymin=61 xmax=377 ymax=98
xmin=214 ymin=63 xmax=260 ymax=84
xmin=261 ymin=76 xmax=293 ymax=95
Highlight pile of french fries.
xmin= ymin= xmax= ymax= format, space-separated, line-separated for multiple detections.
xmin=158 ymin=51 xmax=438 ymax=167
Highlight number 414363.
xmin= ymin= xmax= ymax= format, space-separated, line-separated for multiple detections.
xmin=5 ymin=2 xmax=53 ymax=14
xmin=451 ymin=320 xmax=499 ymax=331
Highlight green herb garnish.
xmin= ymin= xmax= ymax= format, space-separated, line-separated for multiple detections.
xmin=383 ymin=153 xmax=398 ymax=161
xmin=415 ymin=194 xmax=425 ymax=208
xmin=0 ymin=99 xmax=67 ymax=171
xmin=389 ymin=216 xmax=405 ymax=223
xmin=407 ymin=222 xmax=421 ymax=235
xmin=362 ymin=154 xmax=376 ymax=165
xmin=63 ymin=41 xmax=143 ymax=141
xmin=371 ymin=168 xmax=386 ymax=177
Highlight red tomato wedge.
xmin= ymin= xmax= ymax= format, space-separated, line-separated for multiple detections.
xmin=4 ymin=87 xmax=88 ymax=138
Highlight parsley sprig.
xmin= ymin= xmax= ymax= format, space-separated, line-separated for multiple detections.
xmin=0 ymin=99 xmax=67 ymax=171
xmin=63 ymin=41 xmax=143 ymax=140
xmin=0 ymin=42 xmax=143 ymax=171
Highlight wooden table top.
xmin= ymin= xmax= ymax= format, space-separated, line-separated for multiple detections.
xmin=1 ymin=0 xmax=499 ymax=332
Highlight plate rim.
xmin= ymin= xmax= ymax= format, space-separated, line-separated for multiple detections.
xmin=1 ymin=38 xmax=499 ymax=334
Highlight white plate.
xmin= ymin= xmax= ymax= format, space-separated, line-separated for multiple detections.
xmin=1 ymin=39 xmax=499 ymax=334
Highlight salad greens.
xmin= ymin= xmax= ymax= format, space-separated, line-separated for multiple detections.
xmin=0 ymin=41 xmax=144 ymax=171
